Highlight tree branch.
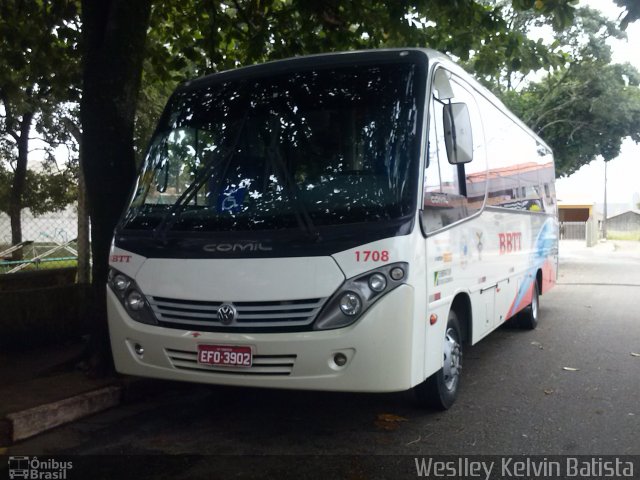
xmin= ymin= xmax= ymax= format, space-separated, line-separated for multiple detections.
xmin=62 ymin=116 xmax=82 ymax=144
xmin=530 ymin=93 xmax=582 ymax=130
xmin=231 ymin=0 xmax=257 ymax=30
xmin=537 ymin=119 xmax=590 ymax=137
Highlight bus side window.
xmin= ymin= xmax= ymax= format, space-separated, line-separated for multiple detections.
xmin=423 ymin=71 xmax=486 ymax=233
xmin=475 ymin=93 xmax=555 ymax=213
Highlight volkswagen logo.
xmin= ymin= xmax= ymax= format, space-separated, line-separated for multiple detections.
xmin=217 ymin=303 xmax=237 ymax=325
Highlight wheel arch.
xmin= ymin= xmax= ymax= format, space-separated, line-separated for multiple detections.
xmin=450 ymin=292 xmax=472 ymax=345
xmin=536 ymin=268 xmax=543 ymax=296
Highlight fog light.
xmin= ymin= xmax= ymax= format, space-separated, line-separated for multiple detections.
xmin=368 ymin=273 xmax=387 ymax=292
xmin=390 ymin=267 xmax=405 ymax=281
xmin=339 ymin=292 xmax=362 ymax=316
xmin=334 ymin=353 xmax=348 ymax=367
xmin=113 ymin=274 xmax=130 ymax=291
xmin=134 ymin=343 xmax=144 ymax=356
xmin=126 ymin=290 xmax=145 ymax=311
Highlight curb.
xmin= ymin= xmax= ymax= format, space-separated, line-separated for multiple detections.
xmin=0 ymin=385 xmax=122 ymax=446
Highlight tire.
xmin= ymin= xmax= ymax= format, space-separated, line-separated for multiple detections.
xmin=519 ymin=281 xmax=539 ymax=330
xmin=414 ymin=310 xmax=463 ymax=410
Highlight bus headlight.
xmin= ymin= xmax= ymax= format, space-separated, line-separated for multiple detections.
xmin=368 ymin=273 xmax=387 ymax=292
xmin=108 ymin=268 xmax=158 ymax=325
xmin=126 ymin=290 xmax=145 ymax=311
xmin=390 ymin=266 xmax=405 ymax=281
xmin=339 ymin=292 xmax=362 ymax=316
xmin=113 ymin=274 xmax=130 ymax=292
xmin=314 ymin=262 xmax=408 ymax=330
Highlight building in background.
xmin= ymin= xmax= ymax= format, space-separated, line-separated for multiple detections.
xmin=557 ymin=200 xmax=603 ymax=243
xmin=606 ymin=210 xmax=640 ymax=235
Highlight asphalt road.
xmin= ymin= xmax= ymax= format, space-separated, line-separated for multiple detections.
xmin=6 ymin=240 xmax=640 ymax=477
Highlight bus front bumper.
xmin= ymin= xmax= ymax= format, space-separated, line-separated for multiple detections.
xmin=107 ymin=285 xmax=416 ymax=393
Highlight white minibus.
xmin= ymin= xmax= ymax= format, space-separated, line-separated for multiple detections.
xmin=107 ymin=49 xmax=558 ymax=409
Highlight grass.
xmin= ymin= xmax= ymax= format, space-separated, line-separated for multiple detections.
xmin=606 ymin=231 xmax=640 ymax=241
xmin=0 ymin=258 xmax=78 ymax=275
xmin=22 ymin=259 xmax=78 ymax=270
xmin=0 ymin=242 xmax=79 ymax=275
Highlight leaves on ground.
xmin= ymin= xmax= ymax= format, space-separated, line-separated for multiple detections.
xmin=544 ymin=388 xmax=554 ymax=395
xmin=375 ymin=413 xmax=408 ymax=431
xmin=531 ymin=341 xmax=544 ymax=350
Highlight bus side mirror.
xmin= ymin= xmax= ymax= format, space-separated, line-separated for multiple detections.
xmin=443 ymin=102 xmax=473 ymax=164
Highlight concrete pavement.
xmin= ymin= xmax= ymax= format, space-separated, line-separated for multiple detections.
xmin=2 ymin=239 xmax=640 ymax=459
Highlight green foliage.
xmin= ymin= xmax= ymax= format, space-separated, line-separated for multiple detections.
xmin=0 ymin=0 xmax=81 ymax=230
xmin=0 ymin=163 xmax=77 ymax=216
xmin=0 ymin=1 xmax=80 ymax=103
xmin=132 ymin=0 xmax=581 ymax=163
xmin=142 ymin=0 xmax=579 ymax=76
xmin=0 ymin=0 xmax=81 ymax=135
xmin=511 ymin=0 xmax=578 ymax=31
xmin=607 ymin=231 xmax=640 ymax=241
xmin=613 ymin=0 xmax=640 ymax=30
xmin=5 ymin=0 xmax=633 ymax=214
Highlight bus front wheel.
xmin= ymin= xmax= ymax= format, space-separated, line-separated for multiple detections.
xmin=414 ymin=310 xmax=463 ymax=410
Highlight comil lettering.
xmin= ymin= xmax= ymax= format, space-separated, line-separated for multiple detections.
xmin=203 ymin=242 xmax=273 ymax=253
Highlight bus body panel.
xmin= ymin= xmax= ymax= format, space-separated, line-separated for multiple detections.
xmin=425 ymin=211 xmax=558 ymax=347
xmin=135 ymin=256 xmax=345 ymax=301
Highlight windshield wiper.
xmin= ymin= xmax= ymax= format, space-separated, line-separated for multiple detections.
xmin=153 ymin=114 xmax=249 ymax=240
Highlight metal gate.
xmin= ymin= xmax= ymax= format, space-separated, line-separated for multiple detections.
xmin=560 ymin=221 xmax=586 ymax=240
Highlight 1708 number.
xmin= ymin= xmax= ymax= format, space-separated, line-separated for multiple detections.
xmin=355 ymin=250 xmax=389 ymax=262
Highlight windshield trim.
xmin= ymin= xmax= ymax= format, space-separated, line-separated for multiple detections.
xmin=115 ymin=213 xmax=416 ymax=259
xmin=181 ymin=49 xmax=430 ymax=95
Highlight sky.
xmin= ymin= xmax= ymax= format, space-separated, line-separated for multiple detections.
xmin=555 ymin=0 xmax=640 ymax=212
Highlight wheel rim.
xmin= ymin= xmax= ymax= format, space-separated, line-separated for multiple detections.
xmin=442 ymin=327 xmax=462 ymax=391
xmin=531 ymin=286 xmax=538 ymax=320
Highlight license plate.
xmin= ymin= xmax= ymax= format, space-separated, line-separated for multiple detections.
xmin=197 ymin=345 xmax=252 ymax=367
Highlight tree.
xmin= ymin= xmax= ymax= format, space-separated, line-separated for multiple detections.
xmin=0 ymin=0 xmax=81 ymax=257
xmin=80 ymin=0 xmax=153 ymax=373
xmin=614 ymin=0 xmax=640 ymax=30
xmin=0 ymin=163 xmax=77 ymax=217
xmin=133 ymin=0 xmax=577 ymax=162
xmin=499 ymin=7 xmax=640 ymax=176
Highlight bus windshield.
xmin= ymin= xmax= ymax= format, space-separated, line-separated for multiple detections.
xmin=122 ymin=61 xmax=422 ymax=234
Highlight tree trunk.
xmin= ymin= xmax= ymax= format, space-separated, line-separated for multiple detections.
xmin=603 ymin=160 xmax=608 ymax=240
xmin=76 ymin=159 xmax=90 ymax=284
xmin=9 ymin=112 xmax=34 ymax=261
xmin=80 ymin=0 xmax=152 ymax=375
xmin=65 ymin=118 xmax=91 ymax=285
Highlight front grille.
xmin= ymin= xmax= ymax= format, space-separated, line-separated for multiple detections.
xmin=165 ymin=348 xmax=296 ymax=376
xmin=148 ymin=296 xmax=325 ymax=331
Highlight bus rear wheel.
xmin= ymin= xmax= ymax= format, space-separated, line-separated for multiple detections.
xmin=414 ymin=310 xmax=463 ymax=410
xmin=519 ymin=282 xmax=539 ymax=330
